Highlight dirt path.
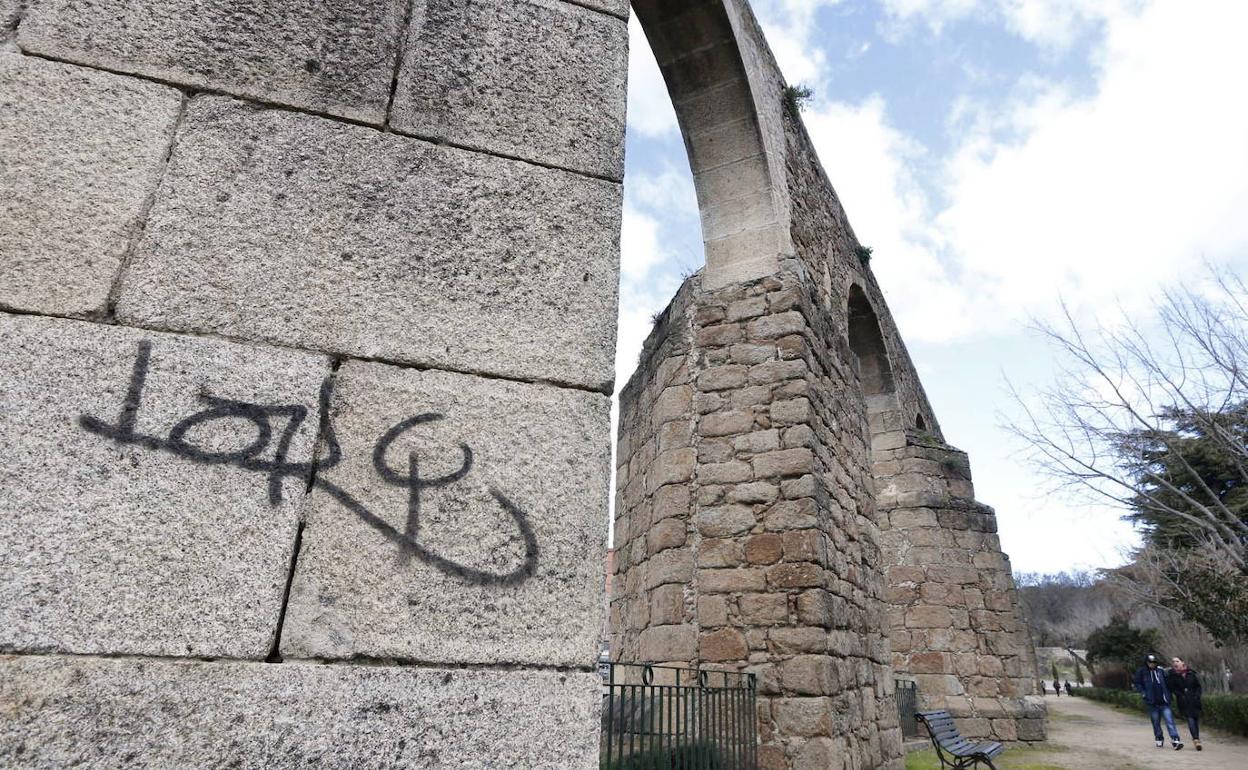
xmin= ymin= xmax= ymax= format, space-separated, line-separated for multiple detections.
xmin=1035 ymin=694 xmax=1248 ymax=770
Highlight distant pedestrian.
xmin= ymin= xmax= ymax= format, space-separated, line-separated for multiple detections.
xmin=1052 ymin=678 xmax=1061 ymax=696
xmin=1064 ymin=680 xmax=1073 ymax=696
xmin=1167 ymin=657 xmax=1203 ymax=751
xmin=1134 ymin=654 xmax=1183 ymax=749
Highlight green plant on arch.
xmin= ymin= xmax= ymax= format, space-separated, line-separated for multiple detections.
xmin=782 ymin=84 xmax=814 ymax=114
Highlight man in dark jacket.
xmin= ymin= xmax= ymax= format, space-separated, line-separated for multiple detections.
xmin=1133 ymin=654 xmax=1183 ymax=749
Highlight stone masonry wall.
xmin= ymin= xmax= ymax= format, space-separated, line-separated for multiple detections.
xmin=611 ymin=267 xmax=904 ymax=770
xmin=778 ymin=81 xmax=1045 ymax=742
xmin=876 ymin=435 xmax=1045 ymax=742
xmin=0 ymin=1 xmax=625 ymax=766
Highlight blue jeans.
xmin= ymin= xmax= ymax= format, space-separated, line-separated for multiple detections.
xmin=1186 ymin=715 xmax=1200 ymax=739
xmin=1149 ymin=704 xmax=1180 ymax=741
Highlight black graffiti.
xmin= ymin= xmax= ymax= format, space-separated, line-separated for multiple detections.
xmin=79 ymin=341 xmax=539 ymax=587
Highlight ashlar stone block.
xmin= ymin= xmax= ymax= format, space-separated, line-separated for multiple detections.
xmin=280 ymin=359 xmax=610 ymax=668
xmin=392 ymin=0 xmax=627 ymax=179
xmin=0 ymin=313 xmax=328 ymax=658
xmin=20 ymin=0 xmax=406 ymax=123
xmin=116 ymin=97 xmax=621 ymax=391
xmin=565 ymin=0 xmax=629 ymax=19
xmin=0 ymin=655 xmax=599 ymax=769
xmin=0 ymin=53 xmax=182 ymax=317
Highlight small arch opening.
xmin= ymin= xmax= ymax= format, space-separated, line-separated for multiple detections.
xmin=847 ymin=284 xmax=895 ymax=397
xmin=915 ymin=413 xmax=927 ymax=431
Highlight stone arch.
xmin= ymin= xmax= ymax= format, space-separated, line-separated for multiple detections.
xmin=632 ymin=0 xmax=788 ymax=289
xmin=847 ymin=283 xmax=895 ymax=399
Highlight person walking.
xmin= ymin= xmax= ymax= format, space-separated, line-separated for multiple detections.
xmin=1167 ymin=657 xmax=1203 ymax=751
xmin=1064 ymin=680 xmax=1073 ymax=696
xmin=1052 ymin=678 xmax=1061 ymax=696
xmin=1134 ymin=653 xmax=1183 ymax=749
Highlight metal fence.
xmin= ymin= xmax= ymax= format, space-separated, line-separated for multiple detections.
xmin=601 ymin=663 xmax=758 ymax=770
xmin=896 ymin=678 xmax=920 ymax=739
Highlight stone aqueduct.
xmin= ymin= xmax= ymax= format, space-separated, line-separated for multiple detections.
xmin=0 ymin=0 xmax=1042 ymax=767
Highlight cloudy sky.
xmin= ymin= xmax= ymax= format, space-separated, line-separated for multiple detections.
xmin=616 ymin=0 xmax=1248 ymax=574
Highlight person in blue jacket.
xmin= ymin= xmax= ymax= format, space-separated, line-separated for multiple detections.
xmin=1133 ymin=653 xmax=1183 ymax=749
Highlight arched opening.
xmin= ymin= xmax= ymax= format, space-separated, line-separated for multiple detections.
xmin=631 ymin=0 xmax=787 ymax=289
xmin=847 ymin=284 xmax=895 ymax=398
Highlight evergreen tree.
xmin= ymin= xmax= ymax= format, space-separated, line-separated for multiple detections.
xmin=1085 ymin=617 xmax=1160 ymax=668
xmin=1121 ymin=403 xmax=1248 ymax=549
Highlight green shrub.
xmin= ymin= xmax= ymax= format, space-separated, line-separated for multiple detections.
xmin=1203 ymin=693 xmax=1248 ymax=737
xmin=1074 ymin=687 xmax=1248 ymax=737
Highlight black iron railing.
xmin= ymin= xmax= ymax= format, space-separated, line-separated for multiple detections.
xmin=601 ymin=663 xmax=758 ymax=770
xmin=896 ymin=678 xmax=920 ymax=739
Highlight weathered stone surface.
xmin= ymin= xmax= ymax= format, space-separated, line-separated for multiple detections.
xmin=695 ymin=504 xmax=755 ymax=538
xmin=116 ymin=97 xmax=621 ymax=390
xmin=392 ymin=0 xmax=627 ymax=179
xmin=645 ymin=548 xmax=695 ymax=589
xmin=649 ymin=447 xmax=696 ymax=490
xmin=647 ymin=517 xmax=687 ymax=553
xmin=753 ymin=448 xmax=815 ymax=478
xmin=20 ymin=0 xmax=405 ymax=124
xmin=1 ymin=0 xmax=20 ymax=32
xmin=744 ymin=533 xmax=783 ymax=565
xmin=649 ymin=584 xmax=685 ymax=625
xmin=739 ymin=593 xmax=787 ymax=625
xmin=0 ymin=655 xmax=599 ymax=769
xmin=699 ymin=627 xmax=747 ymax=661
xmin=571 ymin=0 xmax=629 ymax=20
xmin=639 ymin=624 xmax=696 ymax=661
xmin=280 ymin=359 xmax=609 ymax=667
xmin=0 ymin=313 xmax=327 ymax=657
xmin=0 ymin=53 xmax=181 ymax=317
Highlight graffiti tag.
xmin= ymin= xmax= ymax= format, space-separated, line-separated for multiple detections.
xmin=79 ymin=342 xmax=539 ymax=587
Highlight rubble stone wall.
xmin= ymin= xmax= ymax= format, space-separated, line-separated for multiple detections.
xmin=779 ymin=58 xmax=1046 ymax=743
xmin=611 ymin=268 xmax=905 ymax=770
xmin=876 ymin=438 xmax=1046 ymax=741
xmin=0 ymin=1 xmax=625 ymax=766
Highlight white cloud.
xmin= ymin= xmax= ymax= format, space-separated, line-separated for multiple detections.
xmin=880 ymin=0 xmax=1146 ymax=50
xmin=619 ymin=204 xmax=664 ymax=283
xmin=627 ymin=167 xmax=699 ymax=220
xmin=626 ymin=16 xmax=678 ymax=138
xmin=938 ymin=0 xmax=1248 ymax=327
xmin=803 ymin=97 xmax=974 ymax=338
xmin=800 ymin=0 xmax=1248 ymax=343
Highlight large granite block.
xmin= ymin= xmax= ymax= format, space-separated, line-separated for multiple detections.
xmin=0 ymin=655 xmax=600 ymax=769
xmin=0 ymin=53 xmax=181 ymax=317
xmin=391 ymin=0 xmax=628 ymax=179
xmin=565 ymin=0 xmax=629 ymax=20
xmin=19 ymin=0 xmax=406 ymax=124
xmin=280 ymin=360 xmax=610 ymax=667
xmin=0 ymin=313 xmax=329 ymax=658
xmin=116 ymin=96 xmax=621 ymax=391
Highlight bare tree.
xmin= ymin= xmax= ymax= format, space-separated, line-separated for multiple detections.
xmin=1008 ymin=264 xmax=1248 ymax=641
